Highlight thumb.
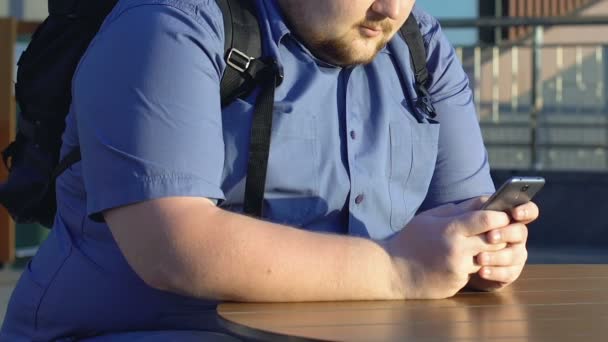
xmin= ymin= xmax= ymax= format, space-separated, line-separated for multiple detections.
xmin=421 ymin=197 xmax=488 ymax=218
xmin=455 ymin=196 xmax=488 ymax=212
xmin=421 ymin=202 xmax=462 ymax=218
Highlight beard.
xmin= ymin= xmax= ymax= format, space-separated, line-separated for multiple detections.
xmin=307 ymin=19 xmax=394 ymax=66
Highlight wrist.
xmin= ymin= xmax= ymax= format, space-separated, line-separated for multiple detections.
xmin=388 ymin=256 xmax=412 ymax=299
xmin=376 ymin=238 xmax=412 ymax=300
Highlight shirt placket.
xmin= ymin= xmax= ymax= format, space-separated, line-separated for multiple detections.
xmin=343 ymin=67 xmax=370 ymax=237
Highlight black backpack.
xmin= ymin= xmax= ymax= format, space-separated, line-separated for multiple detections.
xmin=0 ymin=0 xmax=434 ymax=228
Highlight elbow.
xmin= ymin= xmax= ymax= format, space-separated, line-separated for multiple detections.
xmin=128 ymin=258 xmax=180 ymax=293
xmin=131 ymin=251 xmax=220 ymax=299
xmin=104 ymin=197 xmax=228 ymax=297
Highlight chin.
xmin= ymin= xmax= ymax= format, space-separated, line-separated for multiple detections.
xmin=351 ymin=54 xmax=378 ymax=66
xmin=311 ymin=35 xmax=386 ymax=66
xmin=350 ymin=48 xmax=384 ymax=65
xmin=356 ymin=39 xmax=388 ymax=61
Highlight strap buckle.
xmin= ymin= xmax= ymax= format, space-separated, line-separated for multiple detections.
xmin=227 ymin=48 xmax=253 ymax=73
xmin=415 ymin=84 xmax=437 ymax=119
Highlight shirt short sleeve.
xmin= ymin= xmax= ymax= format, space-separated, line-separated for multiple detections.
xmin=73 ymin=2 xmax=227 ymax=221
xmin=415 ymin=10 xmax=496 ymax=209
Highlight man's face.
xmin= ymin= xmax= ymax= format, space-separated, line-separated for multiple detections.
xmin=277 ymin=0 xmax=416 ymax=66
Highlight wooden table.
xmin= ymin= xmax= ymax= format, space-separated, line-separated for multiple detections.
xmin=218 ymin=265 xmax=608 ymax=341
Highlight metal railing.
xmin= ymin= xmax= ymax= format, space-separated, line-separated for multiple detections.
xmin=440 ymin=16 xmax=608 ymax=171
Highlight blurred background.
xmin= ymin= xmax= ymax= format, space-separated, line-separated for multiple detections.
xmin=1 ymin=0 xmax=608 ymax=321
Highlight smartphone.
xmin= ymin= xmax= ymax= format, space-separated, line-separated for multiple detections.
xmin=481 ymin=176 xmax=545 ymax=212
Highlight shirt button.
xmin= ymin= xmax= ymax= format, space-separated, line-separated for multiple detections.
xmin=350 ymin=130 xmax=356 ymax=140
xmin=355 ymin=194 xmax=365 ymax=204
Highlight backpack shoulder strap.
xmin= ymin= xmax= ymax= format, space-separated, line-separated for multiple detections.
xmin=398 ymin=15 xmax=436 ymax=119
xmin=216 ymin=0 xmax=282 ymax=218
xmin=399 ymin=16 xmax=428 ymax=89
xmin=49 ymin=0 xmax=117 ymax=17
xmin=216 ymin=0 xmax=265 ymax=107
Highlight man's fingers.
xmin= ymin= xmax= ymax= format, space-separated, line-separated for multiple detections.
xmin=477 ymin=245 xmax=528 ymax=267
xmin=466 ymin=273 xmax=508 ymax=292
xmin=510 ymin=201 xmax=539 ymax=223
xmin=454 ymin=210 xmax=510 ymax=236
xmin=485 ymin=223 xmax=528 ymax=245
xmin=478 ymin=265 xmax=525 ymax=283
xmin=467 ymin=235 xmax=507 ymax=254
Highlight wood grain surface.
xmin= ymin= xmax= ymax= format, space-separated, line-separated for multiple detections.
xmin=218 ymin=264 xmax=608 ymax=341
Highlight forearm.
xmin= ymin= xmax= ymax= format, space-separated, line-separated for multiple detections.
xmin=106 ymin=198 xmax=405 ymax=302
xmin=177 ymin=208 xmax=402 ymax=301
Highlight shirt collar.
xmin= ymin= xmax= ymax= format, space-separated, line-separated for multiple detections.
xmin=258 ymin=0 xmax=291 ymax=46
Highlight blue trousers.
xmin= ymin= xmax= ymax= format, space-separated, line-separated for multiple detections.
xmin=77 ymin=330 xmax=242 ymax=341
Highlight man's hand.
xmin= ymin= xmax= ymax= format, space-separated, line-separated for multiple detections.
xmin=467 ymin=201 xmax=539 ymax=292
xmin=383 ymin=199 xmax=511 ymax=300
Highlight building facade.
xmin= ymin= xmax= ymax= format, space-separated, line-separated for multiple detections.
xmin=0 ymin=0 xmax=47 ymax=21
xmin=479 ymin=0 xmax=598 ymax=43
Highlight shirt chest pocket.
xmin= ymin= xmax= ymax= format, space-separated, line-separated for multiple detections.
xmin=264 ymin=110 xmax=321 ymax=225
xmin=389 ymin=120 xmax=440 ymax=231
xmin=221 ymin=102 xmax=321 ymax=226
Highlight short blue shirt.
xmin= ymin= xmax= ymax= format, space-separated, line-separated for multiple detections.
xmin=2 ymin=0 xmax=494 ymax=339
